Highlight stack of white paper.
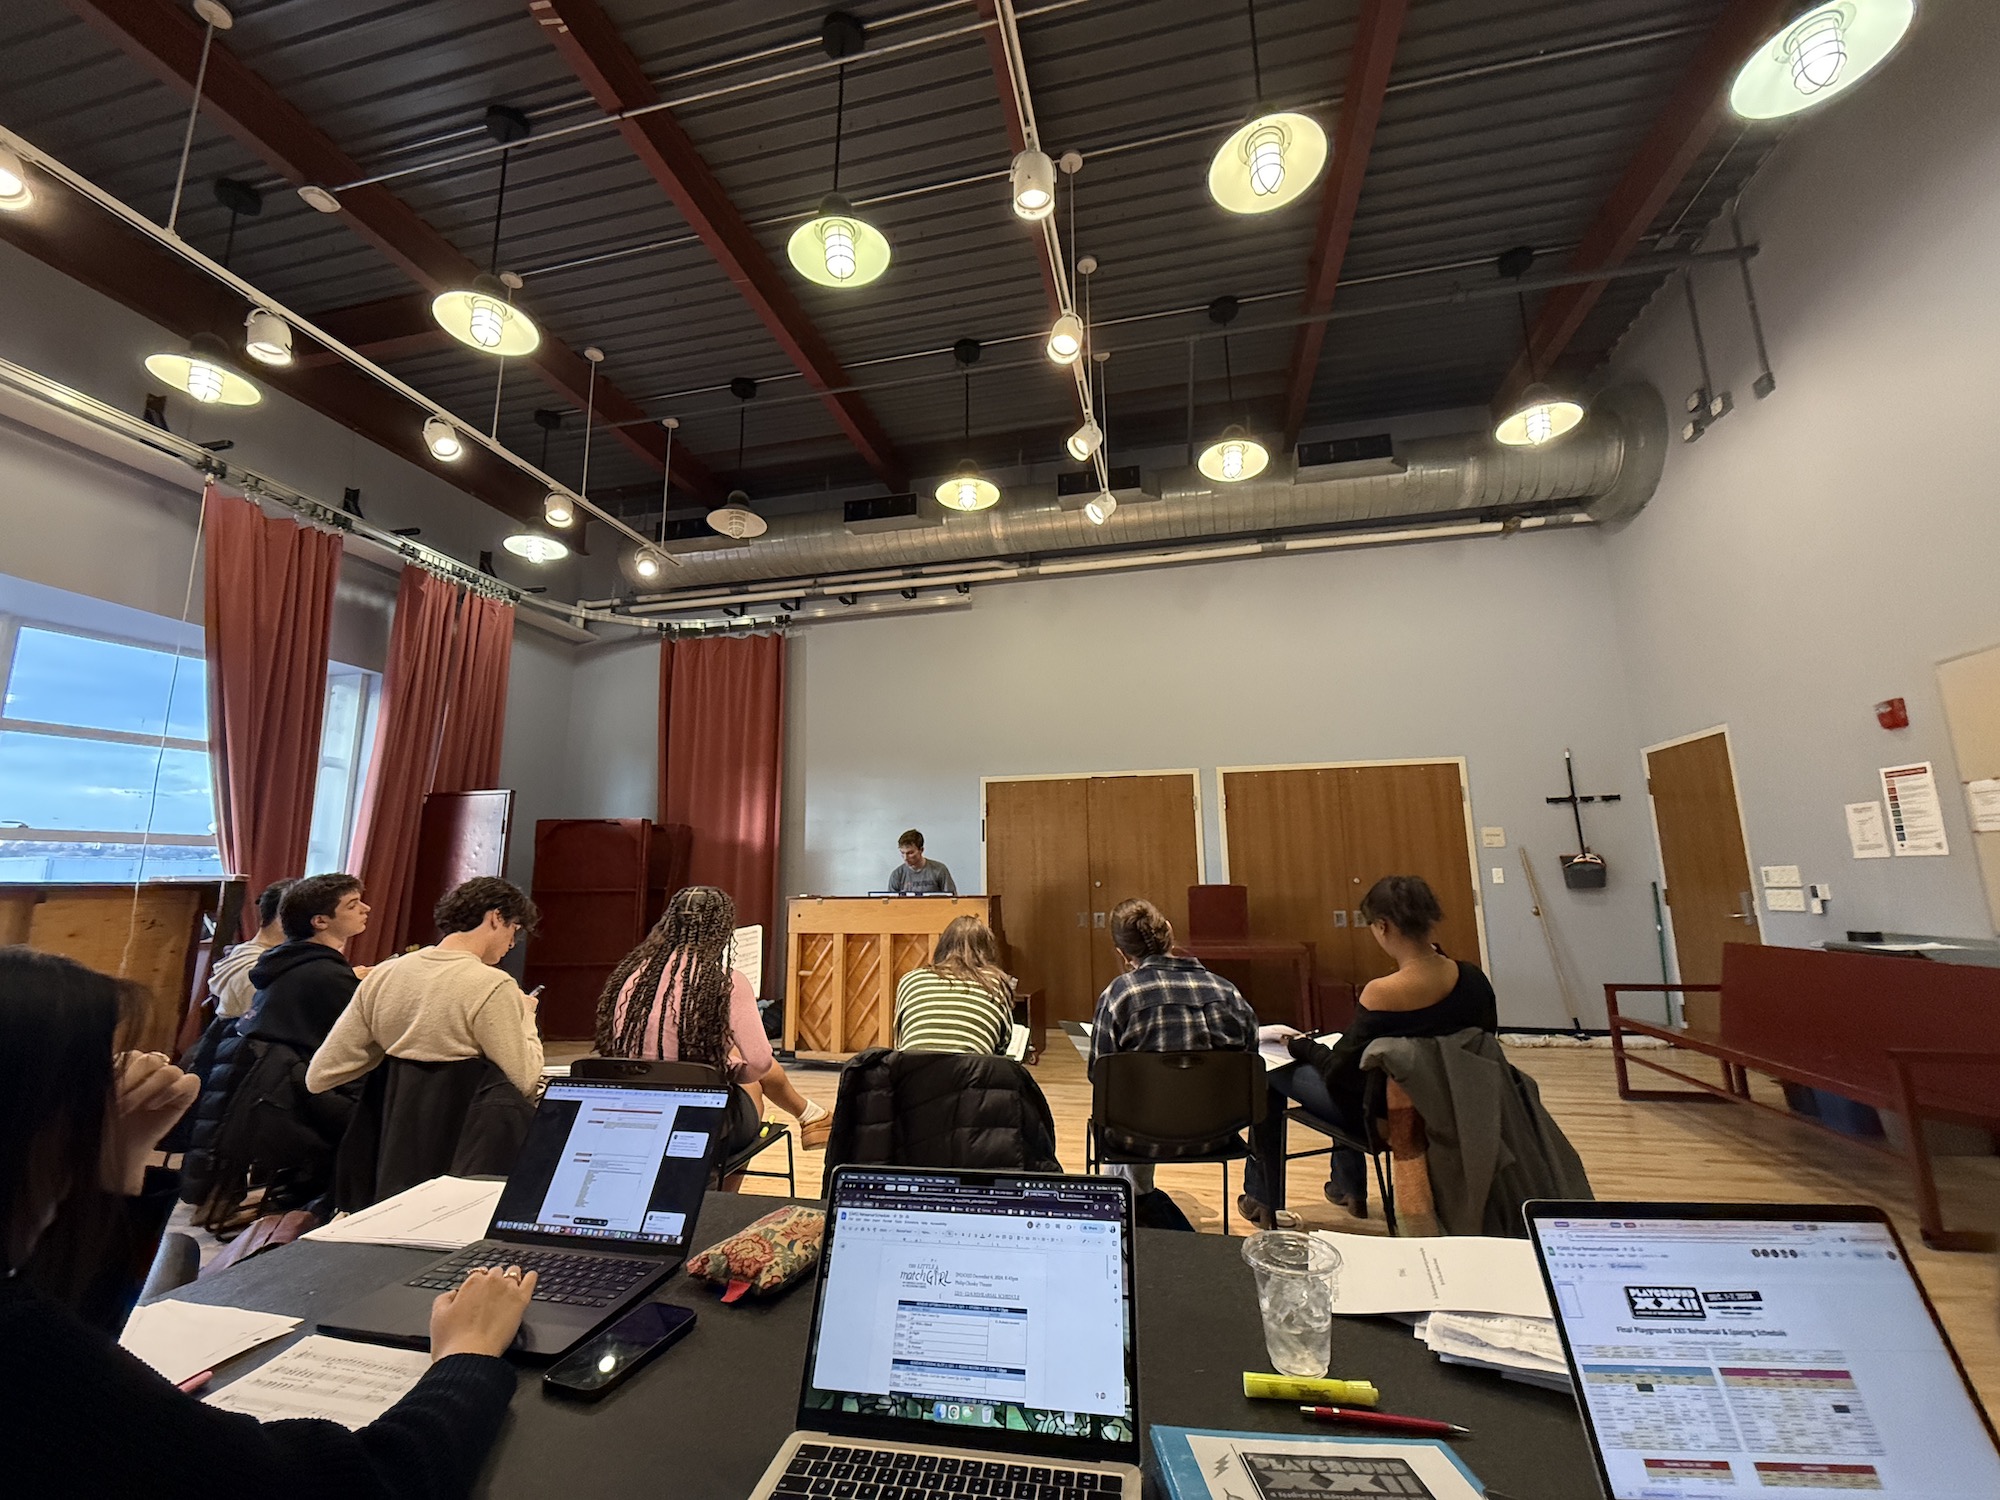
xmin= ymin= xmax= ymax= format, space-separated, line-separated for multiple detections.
xmin=1313 ymin=1231 xmax=1552 ymax=1318
xmin=1004 ymin=1023 xmax=1032 ymax=1062
xmin=1416 ymin=1310 xmax=1572 ymax=1391
xmin=302 ymin=1175 xmax=501 ymax=1252
xmin=119 ymin=1300 xmax=301 ymax=1385
xmin=205 ymin=1335 xmax=431 ymax=1429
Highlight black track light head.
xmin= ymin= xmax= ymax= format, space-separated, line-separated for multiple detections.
xmin=821 ymin=11 xmax=866 ymax=59
xmin=1207 ymin=295 xmax=1240 ymax=327
xmin=484 ymin=104 xmax=533 ymax=145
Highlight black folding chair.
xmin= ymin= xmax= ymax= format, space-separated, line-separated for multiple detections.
xmin=568 ymin=1057 xmax=796 ymax=1197
xmin=1085 ymin=1050 xmax=1268 ymax=1234
xmin=1276 ymin=1083 xmax=1398 ymax=1233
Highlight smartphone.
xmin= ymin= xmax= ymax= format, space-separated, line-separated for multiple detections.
xmin=542 ymin=1302 xmax=696 ymax=1400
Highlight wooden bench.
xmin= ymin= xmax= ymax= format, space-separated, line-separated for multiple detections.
xmin=1607 ymin=943 xmax=2000 ymax=1251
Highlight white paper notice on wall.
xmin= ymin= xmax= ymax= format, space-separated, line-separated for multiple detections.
xmin=1966 ymin=779 xmax=2000 ymax=834
xmin=1759 ymin=864 xmax=1802 ymax=889
xmin=1880 ymin=762 xmax=1950 ymax=857
xmin=1765 ymin=887 xmax=1807 ymax=912
xmin=1480 ymin=826 xmax=1506 ymax=848
xmin=1846 ymin=801 xmax=1891 ymax=860
xmin=729 ymin=925 xmax=764 ymax=995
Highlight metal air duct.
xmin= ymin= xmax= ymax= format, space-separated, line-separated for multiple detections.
xmin=628 ymin=383 xmax=1668 ymax=594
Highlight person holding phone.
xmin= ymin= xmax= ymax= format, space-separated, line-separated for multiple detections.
xmin=0 ymin=945 xmax=536 ymax=1499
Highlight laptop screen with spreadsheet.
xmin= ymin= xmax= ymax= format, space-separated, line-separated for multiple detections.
xmin=801 ymin=1168 xmax=1138 ymax=1460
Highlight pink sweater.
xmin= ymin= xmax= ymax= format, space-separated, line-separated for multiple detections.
xmin=610 ymin=963 xmax=771 ymax=1083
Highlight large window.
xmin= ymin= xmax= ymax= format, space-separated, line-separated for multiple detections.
xmin=0 ymin=576 xmax=379 ymax=883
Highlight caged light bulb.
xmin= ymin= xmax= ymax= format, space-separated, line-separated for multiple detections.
xmin=1525 ymin=404 xmax=1554 ymax=445
xmin=186 ymin=359 xmax=225 ymax=404
xmin=821 ymin=219 xmax=857 ymax=282
xmin=956 ymin=478 xmax=979 ymax=510
xmin=1789 ymin=10 xmax=1847 ymax=93
xmin=1247 ymin=125 xmax=1286 ymax=197
xmin=1221 ymin=441 xmax=1245 ymax=480
xmin=467 ymin=296 xmax=507 ymax=349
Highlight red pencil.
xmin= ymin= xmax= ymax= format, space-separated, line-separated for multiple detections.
xmin=1299 ymin=1405 xmax=1470 ymax=1437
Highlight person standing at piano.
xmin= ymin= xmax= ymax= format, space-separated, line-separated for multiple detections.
xmin=887 ymin=829 xmax=957 ymax=895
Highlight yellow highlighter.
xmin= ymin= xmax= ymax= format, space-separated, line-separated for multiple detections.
xmin=1243 ymin=1373 xmax=1380 ymax=1406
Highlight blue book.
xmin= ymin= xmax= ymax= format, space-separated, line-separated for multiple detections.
xmin=1151 ymin=1424 xmax=1488 ymax=1500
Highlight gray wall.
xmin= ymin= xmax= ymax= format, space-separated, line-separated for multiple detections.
xmin=778 ymin=527 xmax=1662 ymax=1028
xmin=1602 ymin=0 xmax=2000 ymax=946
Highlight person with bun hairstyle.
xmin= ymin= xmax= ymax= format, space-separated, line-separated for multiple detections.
xmin=1242 ymin=874 xmax=1497 ymax=1226
xmin=1089 ymin=898 xmax=1258 ymax=1226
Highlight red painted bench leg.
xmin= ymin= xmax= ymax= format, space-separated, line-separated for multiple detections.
xmin=1889 ymin=1053 xmax=1996 ymax=1253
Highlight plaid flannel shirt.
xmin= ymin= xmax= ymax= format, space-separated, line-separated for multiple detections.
xmin=1089 ymin=953 xmax=1258 ymax=1069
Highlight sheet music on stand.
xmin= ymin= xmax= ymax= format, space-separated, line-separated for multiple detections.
xmin=730 ymin=924 xmax=764 ymax=995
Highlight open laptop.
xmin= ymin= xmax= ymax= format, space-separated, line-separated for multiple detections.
xmin=319 ymin=1077 xmax=730 ymax=1358
xmin=746 ymin=1166 xmax=1143 ymax=1500
xmin=1526 ymin=1202 xmax=2000 ymax=1500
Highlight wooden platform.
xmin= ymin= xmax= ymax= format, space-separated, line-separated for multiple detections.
xmin=549 ymin=1038 xmax=1998 ymax=1407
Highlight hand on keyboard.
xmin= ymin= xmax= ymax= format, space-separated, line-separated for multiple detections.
xmin=430 ymin=1264 xmax=537 ymax=1361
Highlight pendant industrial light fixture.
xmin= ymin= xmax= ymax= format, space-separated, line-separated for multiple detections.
xmin=532 ymin=409 xmax=575 ymax=527
xmin=0 ymin=144 xmax=33 ymax=212
xmin=631 ymin=417 xmax=678 ymax=582
xmin=1207 ymin=0 xmax=1328 ymax=215
xmin=708 ymin=378 xmax=769 ymax=539
xmin=204 ymin=176 xmax=295 ymax=368
xmin=787 ymin=14 xmax=891 ymax=289
xmin=936 ymin=339 xmax=1000 ymax=513
xmin=1196 ymin=297 xmax=1269 ymax=483
xmin=1730 ymin=1 xmax=1915 ymax=119
xmin=432 ymin=106 xmax=542 ymax=356
xmin=145 ymin=177 xmax=266 ymax=407
xmin=1492 ymin=246 xmax=1586 ymax=447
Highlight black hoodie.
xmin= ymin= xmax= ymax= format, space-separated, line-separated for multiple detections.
xmin=242 ymin=939 xmax=359 ymax=1053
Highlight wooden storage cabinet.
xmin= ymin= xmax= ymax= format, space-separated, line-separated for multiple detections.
xmin=524 ymin=819 xmax=690 ymax=1042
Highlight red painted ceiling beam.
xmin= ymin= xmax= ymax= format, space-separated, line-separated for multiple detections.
xmin=1280 ymin=0 xmax=1408 ymax=450
xmin=1493 ymin=0 xmax=1794 ymax=413
xmin=63 ymin=0 xmax=720 ymax=504
xmin=291 ymin=293 xmax=452 ymax=369
xmin=529 ymin=0 xmax=908 ymax=494
xmin=0 ymin=174 xmax=546 ymax=524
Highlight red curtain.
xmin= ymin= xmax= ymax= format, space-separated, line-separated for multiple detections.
xmin=201 ymin=484 xmax=342 ymax=933
xmin=658 ymin=633 xmax=787 ymax=939
xmin=348 ymin=568 xmax=515 ymax=963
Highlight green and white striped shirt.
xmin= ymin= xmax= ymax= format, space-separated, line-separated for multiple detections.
xmin=894 ymin=968 xmax=1013 ymax=1055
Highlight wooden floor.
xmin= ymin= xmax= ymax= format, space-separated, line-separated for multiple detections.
xmin=557 ymin=1038 xmax=2000 ymax=1407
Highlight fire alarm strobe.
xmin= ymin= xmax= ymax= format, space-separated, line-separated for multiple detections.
xmin=1875 ymin=698 xmax=1909 ymax=730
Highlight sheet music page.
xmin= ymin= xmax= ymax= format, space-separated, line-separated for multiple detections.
xmin=730 ymin=924 xmax=765 ymax=994
xmin=204 ymin=1335 xmax=431 ymax=1429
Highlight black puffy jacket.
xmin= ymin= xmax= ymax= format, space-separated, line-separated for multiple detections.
xmin=178 ymin=940 xmax=360 ymax=1218
xmin=825 ymin=1049 xmax=1063 ymax=1173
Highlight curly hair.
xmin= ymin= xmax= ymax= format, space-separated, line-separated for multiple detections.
xmin=433 ymin=877 xmax=539 ymax=939
xmin=594 ymin=885 xmax=739 ymax=1069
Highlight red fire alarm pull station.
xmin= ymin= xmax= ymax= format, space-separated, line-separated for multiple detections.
xmin=1876 ymin=697 xmax=1909 ymax=730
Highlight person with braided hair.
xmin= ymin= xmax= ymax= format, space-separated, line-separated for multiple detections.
xmin=596 ymin=886 xmax=830 ymax=1152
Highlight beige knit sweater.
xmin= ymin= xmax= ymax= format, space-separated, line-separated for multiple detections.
xmin=306 ymin=946 xmax=545 ymax=1098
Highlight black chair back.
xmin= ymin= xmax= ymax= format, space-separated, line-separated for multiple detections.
xmin=569 ymin=1056 xmax=726 ymax=1088
xmin=1092 ymin=1049 xmax=1268 ymax=1160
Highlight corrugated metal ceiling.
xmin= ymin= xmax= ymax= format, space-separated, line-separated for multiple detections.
xmin=0 ymin=0 xmax=1781 ymax=521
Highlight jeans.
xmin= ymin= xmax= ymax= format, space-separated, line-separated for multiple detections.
xmin=1242 ymin=1062 xmax=1369 ymax=1213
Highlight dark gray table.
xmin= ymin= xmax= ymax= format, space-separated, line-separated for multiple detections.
xmin=171 ymin=1194 xmax=1602 ymax=1498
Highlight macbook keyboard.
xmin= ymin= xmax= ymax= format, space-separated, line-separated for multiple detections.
xmin=405 ymin=1245 xmax=655 ymax=1307
xmin=780 ymin=1446 xmax=1112 ymax=1500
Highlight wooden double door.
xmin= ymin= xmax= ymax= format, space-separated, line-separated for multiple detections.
xmin=1221 ymin=761 xmax=1484 ymax=991
xmin=984 ymin=772 xmax=1202 ymax=1023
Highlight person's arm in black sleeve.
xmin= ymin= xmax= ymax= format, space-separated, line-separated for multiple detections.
xmin=3 ymin=1285 xmax=516 ymax=1500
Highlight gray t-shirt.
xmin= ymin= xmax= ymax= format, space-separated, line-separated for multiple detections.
xmin=888 ymin=858 xmax=956 ymax=895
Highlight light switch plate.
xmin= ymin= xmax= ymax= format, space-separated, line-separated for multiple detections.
xmin=1491 ymin=867 xmax=1505 ymax=884
xmin=1765 ymin=887 xmax=1807 ymax=912
xmin=1480 ymin=826 xmax=1506 ymax=848
xmin=1760 ymin=864 xmax=1803 ymax=888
